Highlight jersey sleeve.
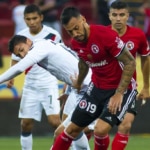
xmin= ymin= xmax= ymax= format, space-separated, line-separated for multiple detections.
xmin=0 ymin=55 xmax=37 ymax=83
xmin=138 ymin=31 xmax=150 ymax=56
xmin=53 ymin=32 xmax=62 ymax=43
xmin=11 ymin=53 xmax=21 ymax=61
xmin=106 ymin=31 xmax=125 ymax=57
xmin=0 ymin=40 xmax=51 ymax=83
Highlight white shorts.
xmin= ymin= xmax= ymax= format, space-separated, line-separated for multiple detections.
xmin=19 ymin=86 xmax=60 ymax=121
xmin=63 ymin=89 xmax=82 ymax=115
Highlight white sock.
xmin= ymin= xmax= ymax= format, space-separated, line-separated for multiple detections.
xmin=71 ymin=133 xmax=90 ymax=150
xmin=20 ymin=134 xmax=33 ymax=150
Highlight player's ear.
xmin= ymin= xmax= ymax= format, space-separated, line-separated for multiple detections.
xmin=41 ymin=14 xmax=44 ymax=22
xmin=81 ymin=15 xmax=86 ymax=23
xmin=26 ymin=38 xmax=32 ymax=46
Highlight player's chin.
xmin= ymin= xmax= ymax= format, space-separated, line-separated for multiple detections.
xmin=115 ymin=23 xmax=122 ymax=29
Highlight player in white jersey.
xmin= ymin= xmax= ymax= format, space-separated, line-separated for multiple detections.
xmin=7 ymin=5 xmax=61 ymax=150
xmin=12 ymin=0 xmax=27 ymax=34
xmin=1 ymin=35 xmax=92 ymax=150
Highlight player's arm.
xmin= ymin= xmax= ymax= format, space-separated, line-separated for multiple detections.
xmin=0 ymin=55 xmax=36 ymax=84
xmin=6 ymin=59 xmax=19 ymax=88
xmin=116 ymin=47 xmax=136 ymax=94
xmin=108 ymin=47 xmax=136 ymax=114
xmin=73 ymin=58 xmax=89 ymax=92
xmin=137 ymin=55 xmax=150 ymax=100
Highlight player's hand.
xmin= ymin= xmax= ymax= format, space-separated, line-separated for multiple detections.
xmin=108 ymin=92 xmax=123 ymax=114
xmin=6 ymin=79 xmax=14 ymax=88
xmin=137 ymin=88 xmax=150 ymax=105
xmin=137 ymin=88 xmax=150 ymax=100
xmin=57 ymin=94 xmax=68 ymax=101
xmin=70 ymin=74 xmax=81 ymax=93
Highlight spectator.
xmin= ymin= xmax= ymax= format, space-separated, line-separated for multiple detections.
xmin=91 ymin=0 xmax=111 ymax=25
xmin=34 ymin=0 xmax=63 ymax=34
xmin=139 ymin=0 xmax=150 ymax=42
xmin=12 ymin=0 xmax=28 ymax=34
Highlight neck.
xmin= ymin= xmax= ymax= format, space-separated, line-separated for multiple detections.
xmin=112 ymin=25 xmax=127 ymax=37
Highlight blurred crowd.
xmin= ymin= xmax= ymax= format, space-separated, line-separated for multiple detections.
xmin=0 ymin=0 xmax=150 ymax=66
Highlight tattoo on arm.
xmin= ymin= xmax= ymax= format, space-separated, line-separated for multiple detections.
xmin=116 ymin=47 xmax=136 ymax=94
xmin=77 ymin=58 xmax=89 ymax=86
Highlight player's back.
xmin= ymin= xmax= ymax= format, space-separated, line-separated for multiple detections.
xmin=32 ymin=40 xmax=91 ymax=86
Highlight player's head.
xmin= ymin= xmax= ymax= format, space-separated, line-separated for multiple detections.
xmin=109 ymin=1 xmax=129 ymax=32
xmin=19 ymin=0 xmax=25 ymax=4
xmin=60 ymin=6 xmax=89 ymax=42
xmin=8 ymin=35 xmax=32 ymax=58
xmin=24 ymin=4 xmax=43 ymax=34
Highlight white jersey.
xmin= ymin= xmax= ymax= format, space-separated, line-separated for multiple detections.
xmin=0 ymin=39 xmax=91 ymax=86
xmin=12 ymin=5 xmax=27 ymax=34
xmin=11 ymin=25 xmax=61 ymax=89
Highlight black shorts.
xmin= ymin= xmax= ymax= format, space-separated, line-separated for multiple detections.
xmin=71 ymin=82 xmax=138 ymax=127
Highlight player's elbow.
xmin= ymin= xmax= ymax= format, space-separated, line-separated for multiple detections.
xmin=16 ymin=68 xmax=24 ymax=74
xmin=130 ymin=58 xmax=136 ymax=69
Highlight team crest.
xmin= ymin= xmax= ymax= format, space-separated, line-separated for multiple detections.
xmin=115 ymin=37 xmax=124 ymax=49
xmin=91 ymin=44 xmax=99 ymax=53
xmin=79 ymin=100 xmax=87 ymax=109
xmin=126 ymin=41 xmax=134 ymax=50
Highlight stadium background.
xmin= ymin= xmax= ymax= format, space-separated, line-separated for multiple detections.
xmin=0 ymin=0 xmax=150 ymax=137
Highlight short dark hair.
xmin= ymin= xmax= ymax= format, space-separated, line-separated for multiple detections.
xmin=19 ymin=0 xmax=25 ymax=4
xmin=8 ymin=35 xmax=27 ymax=53
xmin=110 ymin=1 xmax=128 ymax=10
xmin=60 ymin=6 xmax=81 ymax=25
xmin=24 ymin=4 xmax=42 ymax=15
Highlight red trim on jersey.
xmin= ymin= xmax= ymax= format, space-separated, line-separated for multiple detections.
xmin=25 ymin=66 xmax=32 ymax=74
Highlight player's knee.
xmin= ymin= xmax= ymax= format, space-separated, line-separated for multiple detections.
xmin=65 ymin=124 xmax=84 ymax=138
xmin=54 ymin=124 xmax=65 ymax=140
xmin=118 ymin=121 xmax=132 ymax=134
xmin=94 ymin=121 xmax=111 ymax=136
xmin=48 ymin=115 xmax=61 ymax=128
xmin=94 ymin=126 xmax=108 ymax=136
xmin=21 ymin=119 xmax=33 ymax=132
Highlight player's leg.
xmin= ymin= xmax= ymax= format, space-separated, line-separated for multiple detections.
xmin=94 ymin=118 xmax=111 ymax=150
xmin=84 ymin=121 xmax=95 ymax=141
xmin=53 ymin=89 xmax=91 ymax=150
xmin=52 ymin=122 xmax=85 ymax=150
xmin=20 ymin=118 xmax=34 ymax=150
xmin=43 ymin=87 xmax=61 ymax=128
xmin=93 ymin=89 xmax=137 ymax=150
xmin=19 ymin=87 xmax=43 ymax=150
xmin=112 ymin=99 xmax=137 ymax=150
xmin=111 ymin=113 xmax=134 ymax=150
xmin=52 ymin=83 xmax=104 ymax=150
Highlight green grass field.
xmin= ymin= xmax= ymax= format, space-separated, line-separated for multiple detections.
xmin=0 ymin=134 xmax=150 ymax=150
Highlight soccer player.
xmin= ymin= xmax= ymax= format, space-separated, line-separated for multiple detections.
xmin=50 ymin=6 xmax=137 ymax=150
xmin=7 ymin=4 xmax=62 ymax=150
xmin=1 ymin=35 xmax=91 ymax=150
xmin=107 ymin=1 xmax=150 ymax=149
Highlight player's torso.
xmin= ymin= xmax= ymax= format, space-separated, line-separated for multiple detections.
xmin=18 ymin=26 xmax=60 ymax=88
xmin=120 ymin=26 xmax=148 ymax=57
xmin=38 ymin=42 xmax=79 ymax=86
xmin=71 ymin=25 xmax=125 ymax=89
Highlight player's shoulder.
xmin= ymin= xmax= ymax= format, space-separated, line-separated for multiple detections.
xmin=43 ymin=25 xmax=60 ymax=35
xmin=17 ymin=28 xmax=29 ymax=35
xmin=128 ymin=25 xmax=145 ymax=35
xmin=34 ymin=38 xmax=48 ymax=45
xmin=34 ymin=39 xmax=54 ymax=48
xmin=90 ymin=24 xmax=118 ymax=36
